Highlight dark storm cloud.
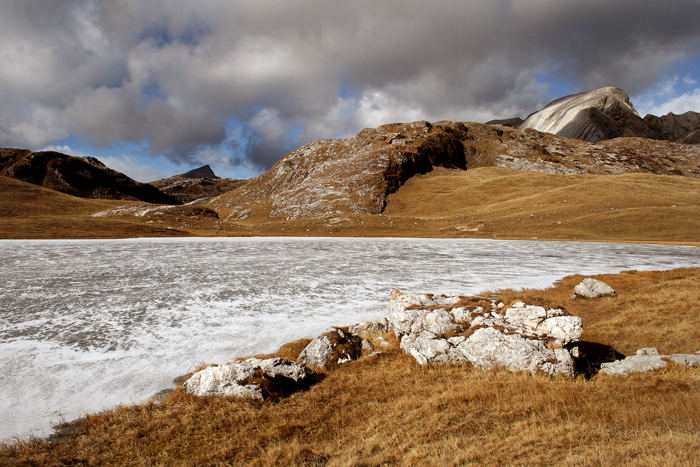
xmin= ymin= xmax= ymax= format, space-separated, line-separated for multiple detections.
xmin=1 ymin=0 xmax=698 ymax=170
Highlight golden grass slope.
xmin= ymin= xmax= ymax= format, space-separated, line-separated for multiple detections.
xmin=383 ymin=166 xmax=700 ymax=243
xmin=0 ymin=176 xmax=189 ymax=238
xmin=2 ymin=268 xmax=698 ymax=465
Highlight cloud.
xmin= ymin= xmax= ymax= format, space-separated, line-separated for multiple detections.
xmin=643 ymin=89 xmax=700 ymax=116
xmin=1 ymin=0 xmax=699 ymax=171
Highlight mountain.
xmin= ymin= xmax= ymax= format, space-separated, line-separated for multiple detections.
xmin=207 ymin=119 xmax=700 ymax=223
xmin=0 ymin=148 xmax=179 ymax=204
xmin=180 ymin=165 xmax=218 ymax=179
xmin=517 ymin=86 xmax=700 ymax=143
xmin=151 ymin=165 xmax=246 ymax=204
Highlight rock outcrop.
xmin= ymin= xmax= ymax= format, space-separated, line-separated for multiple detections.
xmin=600 ymin=348 xmax=700 ymax=375
xmin=387 ymin=290 xmax=582 ymax=375
xmin=211 ymin=121 xmax=468 ymax=220
xmin=184 ymin=358 xmax=316 ymax=399
xmin=0 ymin=148 xmax=178 ymax=204
xmin=574 ymin=278 xmax=615 ymax=298
xmin=519 ymin=86 xmax=700 ymax=144
xmin=151 ymin=165 xmax=246 ymax=203
xmin=297 ymin=327 xmax=364 ymax=368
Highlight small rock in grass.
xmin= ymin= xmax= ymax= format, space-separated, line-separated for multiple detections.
xmin=574 ymin=278 xmax=615 ymax=298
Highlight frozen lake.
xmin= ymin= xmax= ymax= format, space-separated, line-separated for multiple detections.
xmin=0 ymin=237 xmax=698 ymax=440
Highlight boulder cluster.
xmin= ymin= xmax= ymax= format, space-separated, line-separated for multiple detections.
xmin=183 ymin=277 xmax=698 ymax=399
xmin=386 ymin=290 xmax=582 ymax=376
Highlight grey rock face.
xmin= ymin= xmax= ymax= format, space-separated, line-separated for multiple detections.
xmin=574 ymin=278 xmax=615 ymax=298
xmin=183 ymin=358 xmax=315 ymax=399
xmin=297 ymin=327 xmax=363 ymax=368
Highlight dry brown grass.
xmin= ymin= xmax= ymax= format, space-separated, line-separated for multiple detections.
xmin=3 ymin=167 xmax=700 ymax=244
xmin=2 ymin=268 xmax=698 ymax=465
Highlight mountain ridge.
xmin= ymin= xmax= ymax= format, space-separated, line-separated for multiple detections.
xmin=0 ymin=148 xmax=179 ymax=204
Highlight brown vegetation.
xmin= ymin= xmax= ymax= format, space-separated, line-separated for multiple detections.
xmin=5 ymin=164 xmax=699 ymax=244
xmin=2 ymin=268 xmax=698 ymax=465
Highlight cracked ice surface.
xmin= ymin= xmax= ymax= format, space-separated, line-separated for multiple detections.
xmin=0 ymin=237 xmax=697 ymax=440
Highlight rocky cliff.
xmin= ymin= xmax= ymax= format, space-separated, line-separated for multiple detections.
xmin=0 ymin=148 xmax=179 ymax=204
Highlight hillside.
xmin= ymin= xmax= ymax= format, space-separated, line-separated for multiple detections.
xmin=206 ymin=120 xmax=700 ymax=227
xmin=0 ymin=148 xmax=178 ymax=204
xmin=151 ymin=164 xmax=246 ymax=203
xmin=2 ymin=119 xmax=699 ymax=242
xmin=0 ymin=176 xmax=191 ymax=238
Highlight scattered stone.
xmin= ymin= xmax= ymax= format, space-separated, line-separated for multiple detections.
xmin=297 ymin=327 xmax=363 ymax=368
xmin=184 ymin=358 xmax=315 ymax=399
xmin=574 ymin=278 xmax=615 ymax=298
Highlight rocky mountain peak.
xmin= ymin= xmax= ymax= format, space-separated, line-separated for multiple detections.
xmin=180 ymin=165 xmax=218 ymax=179
xmin=519 ymin=87 xmax=642 ymax=142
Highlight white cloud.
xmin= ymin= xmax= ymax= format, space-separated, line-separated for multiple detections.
xmin=643 ymin=88 xmax=700 ymax=116
xmin=1 ymin=0 xmax=699 ymax=169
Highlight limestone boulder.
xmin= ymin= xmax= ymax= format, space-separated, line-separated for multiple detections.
xmin=388 ymin=290 xmax=461 ymax=337
xmin=297 ymin=327 xmax=363 ymax=368
xmin=599 ymin=348 xmax=666 ymax=375
xmin=574 ymin=278 xmax=615 ymax=298
xmin=348 ymin=318 xmax=390 ymax=338
xmin=184 ymin=358 xmax=315 ymax=399
xmin=455 ymin=327 xmax=576 ymax=376
xmin=503 ymin=302 xmax=582 ymax=345
xmin=600 ymin=347 xmax=700 ymax=375
xmin=400 ymin=334 xmax=463 ymax=365
xmin=666 ymin=354 xmax=700 ymax=366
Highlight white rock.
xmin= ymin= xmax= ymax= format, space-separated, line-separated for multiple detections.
xmin=574 ymin=278 xmax=615 ymax=298
xmin=636 ymin=347 xmax=660 ymax=356
xmin=298 ymin=328 xmax=363 ymax=368
xmin=455 ymin=327 xmax=575 ymax=376
xmin=451 ymin=306 xmax=483 ymax=324
xmin=388 ymin=302 xmax=458 ymax=338
xmin=665 ymin=354 xmax=700 ymax=366
xmin=599 ymin=355 xmax=667 ymax=375
xmin=503 ymin=303 xmax=582 ymax=345
xmin=184 ymin=358 xmax=314 ymax=399
xmin=432 ymin=294 xmax=462 ymax=307
xmin=348 ymin=318 xmax=390 ymax=337
xmin=417 ymin=309 xmax=458 ymax=337
xmin=400 ymin=334 xmax=463 ymax=365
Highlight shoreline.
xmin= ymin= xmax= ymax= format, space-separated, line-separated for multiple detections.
xmin=3 ymin=267 xmax=698 ymax=455
xmin=0 ymin=233 xmax=698 ymax=247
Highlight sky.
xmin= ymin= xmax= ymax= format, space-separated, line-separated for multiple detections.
xmin=1 ymin=1 xmax=699 ymax=182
